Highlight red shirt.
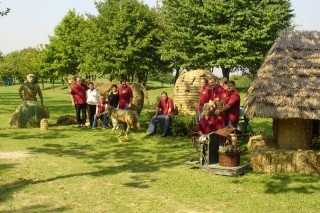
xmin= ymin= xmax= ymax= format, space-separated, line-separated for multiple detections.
xmin=226 ymin=91 xmax=240 ymax=122
xmin=71 ymin=83 xmax=88 ymax=104
xmin=157 ymin=97 xmax=174 ymax=115
xmin=197 ymin=115 xmax=215 ymax=134
xmin=211 ymin=85 xmax=223 ymax=100
xmin=118 ymin=86 xmax=133 ymax=108
xmin=97 ymin=103 xmax=107 ymax=113
xmin=221 ymin=88 xmax=230 ymax=105
xmin=198 ymin=86 xmax=212 ymax=112
xmin=214 ymin=112 xmax=226 ymax=131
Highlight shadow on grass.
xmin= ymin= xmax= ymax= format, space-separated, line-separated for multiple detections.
xmin=262 ymin=173 xmax=320 ymax=194
xmin=0 ymin=204 xmax=70 ymax=212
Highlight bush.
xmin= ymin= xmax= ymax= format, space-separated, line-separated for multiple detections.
xmin=171 ymin=114 xmax=197 ymax=136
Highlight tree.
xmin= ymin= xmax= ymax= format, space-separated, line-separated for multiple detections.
xmin=43 ymin=10 xmax=86 ymax=82
xmin=160 ymin=0 xmax=294 ymax=79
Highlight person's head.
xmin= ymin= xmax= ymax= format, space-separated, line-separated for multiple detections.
xmin=214 ymin=99 xmax=223 ymax=110
xmin=220 ymin=77 xmax=228 ymax=87
xmin=111 ymin=84 xmax=118 ymax=92
xmin=161 ymin=91 xmax=168 ymax=101
xmin=208 ymin=79 xmax=216 ymax=88
xmin=200 ymin=78 xmax=208 ymax=88
xmin=27 ymin=74 xmax=36 ymax=83
xmin=76 ymin=77 xmax=83 ymax=85
xmin=99 ymin=96 xmax=105 ymax=103
xmin=88 ymin=82 xmax=94 ymax=89
xmin=227 ymin=81 xmax=236 ymax=91
xmin=202 ymin=103 xmax=211 ymax=116
xmin=120 ymin=79 xmax=127 ymax=88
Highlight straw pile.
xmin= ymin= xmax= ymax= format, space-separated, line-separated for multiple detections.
xmin=173 ymin=69 xmax=217 ymax=115
xmin=94 ymin=82 xmax=148 ymax=115
xmin=40 ymin=118 xmax=48 ymax=130
xmin=247 ymin=134 xmax=276 ymax=151
xmin=56 ymin=115 xmax=77 ymax=125
xmin=245 ymin=31 xmax=320 ymax=120
xmin=251 ymin=149 xmax=320 ymax=174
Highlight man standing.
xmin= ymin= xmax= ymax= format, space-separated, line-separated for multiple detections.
xmin=118 ymin=80 xmax=133 ymax=110
xmin=71 ymin=77 xmax=88 ymax=127
xmin=86 ymin=82 xmax=99 ymax=128
xmin=210 ymin=78 xmax=223 ymax=101
xmin=198 ymin=78 xmax=212 ymax=114
xmin=219 ymin=77 xmax=230 ymax=105
xmin=215 ymin=81 xmax=240 ymax=128
xmin=147 ymin=91 xmax=174 ymax=137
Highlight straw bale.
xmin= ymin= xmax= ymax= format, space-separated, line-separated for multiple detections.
xmin=247 ymin=134 xmax=275 ymax=151
xmin=56 ymin=115 xmax=77 ymax=125
xmin=40 ymin=118 xmax=48 ymax=130
xmin=173 ymin=69 xmax=217 ymax=115
xmin=94 ymin=82 xmax=148 ymax=115
xmin=251 ymin=149 xmax=320 ymax=174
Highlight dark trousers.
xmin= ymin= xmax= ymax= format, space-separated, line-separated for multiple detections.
xmin=75 ymin=104 xmax=87 ymax=125
xmin=87 ymin=104 xmax=96 ymax=127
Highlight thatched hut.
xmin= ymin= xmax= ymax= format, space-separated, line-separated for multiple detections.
xmin=245 ymin=31 xmax=320 ymax=150
xmin=173 ymin=69 xmax=217 ymax=115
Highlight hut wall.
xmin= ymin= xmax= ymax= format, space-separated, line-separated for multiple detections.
xmin=173 ymin=70 xmax=217 ymax=115
xmin=274 ymin=118 xmax=312 ymax=150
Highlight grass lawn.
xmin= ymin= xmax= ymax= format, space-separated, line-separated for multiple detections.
xmin=0 ymin=82 xmax=319 ymax=213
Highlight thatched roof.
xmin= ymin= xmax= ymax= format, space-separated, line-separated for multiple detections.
xmin=245 ymin=31 xmax=320 ymax=120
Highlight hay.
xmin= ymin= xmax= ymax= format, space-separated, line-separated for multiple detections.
xmin=40 ymin=118 xmax=48 ymax=130
xmin=250 ymin=149 xmax=320 ymax=174
xmin=247 ymin=134 xmax=276 ymax=151
xmin=173 ymin=69 xmax=217 ymax=115
xmin=9 ymin=101 xmax=48 ymax=128
xmin=56 ymin=115 xmax=77 ymax=125
xmin=95 ymin=82 xmax=148 ymax=115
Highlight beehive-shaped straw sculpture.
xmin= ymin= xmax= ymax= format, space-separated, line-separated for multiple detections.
xmin=173 ymin=69 xmax=217 ymax=115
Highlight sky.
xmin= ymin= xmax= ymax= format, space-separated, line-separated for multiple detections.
xmin=0 ymin=0 xmax=319 ymax=55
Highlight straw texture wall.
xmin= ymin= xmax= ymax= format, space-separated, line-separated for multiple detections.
xmin=245 ymin=31 xmax=320 ymax=120
xmin=173 ymin=70 xmax=217 ymax=115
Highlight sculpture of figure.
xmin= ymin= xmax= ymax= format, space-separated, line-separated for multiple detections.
xmin=10 ymin=74 xmax=49 ymax=128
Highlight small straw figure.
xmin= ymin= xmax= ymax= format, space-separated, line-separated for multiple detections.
xmin=40 ymin=118 xmax=48 ymax=130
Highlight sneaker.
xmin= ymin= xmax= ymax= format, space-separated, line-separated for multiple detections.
xmin=77 ymin=124 xmax=81 ymax=128
xmin=160 ymin=133 xmax=167 ymax=137
xmin=146 ymin=132 xmax=154 ymax=137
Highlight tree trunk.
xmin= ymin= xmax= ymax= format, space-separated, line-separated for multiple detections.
xmin=221 ymin=67 xmax=231 ymax=80
xmin=174 ymin=68 xmax=180 ymax=84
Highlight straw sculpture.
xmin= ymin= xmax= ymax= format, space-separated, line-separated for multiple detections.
xmin=245 ymin=31 xmax=320 ymax=120
xmin=173 ymin=69 xmax=217 ymax=115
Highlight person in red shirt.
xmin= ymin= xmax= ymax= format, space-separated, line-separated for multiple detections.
xmin=71 ymin=77 xmax=88 ymax=127
xmin=147 ymin=91 xmax=174 ymax=137
xmin=215 ymin=81 xmax=240 ymax=128
xmin=197 ymin=103 xmax=215 ymax=136
xmin=92 ymin=96 xmax=108 ymax=129
xmin=219 ymin=77 xmax=230 ymax=105
xmin=210 ymin=78 xmax=224 ymax=102
xmin=213 ymin=100 xmax=226 ymax=131
xmin=118 ymin=80 xmax=133 ymax=110
xmin=198 ymin=78 xmax=212 ymax=114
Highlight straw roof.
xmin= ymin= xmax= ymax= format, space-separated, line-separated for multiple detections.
xmin=245 ymin=31 xmax=320 ymax=120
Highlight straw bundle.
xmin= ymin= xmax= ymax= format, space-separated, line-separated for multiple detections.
xmin=173 ymin=69 xmax=217 ymax=115
xmin=40 ymin=118 xmax=48 ymax=130
xmin=245 ymin=31 xmax=320 ymax=120
xmin=251 ymin=149 xmax=320 ymax=174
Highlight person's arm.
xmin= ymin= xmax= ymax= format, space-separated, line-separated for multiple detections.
xmin=215 ymin=104 xmax=231 ymax=115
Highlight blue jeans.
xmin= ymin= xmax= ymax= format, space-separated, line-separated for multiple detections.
xmin=75 ymin=104 xmax=87 ymax=125
xmin=149 ymin=114 xmax=172 ymax=134
xmin=92 ymin=114 xmax=107 ymax=128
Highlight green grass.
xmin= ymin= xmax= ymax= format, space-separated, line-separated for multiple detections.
xmin=0 ymin=82 xmax=320 ymax=213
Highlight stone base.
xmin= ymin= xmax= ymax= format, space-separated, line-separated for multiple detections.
xmin=202 ymin=164 xmax=251 ymax=176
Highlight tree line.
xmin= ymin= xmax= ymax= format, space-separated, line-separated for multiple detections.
xmin=0 ymin=0 xmax=294 ymax=86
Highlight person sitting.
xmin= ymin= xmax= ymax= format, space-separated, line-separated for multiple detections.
xmin=92 ymin=96 xmax=108 ymax=129
xmin=147 ymin=91 xmax=174 ymax=137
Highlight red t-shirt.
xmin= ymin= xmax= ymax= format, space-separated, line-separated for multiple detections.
xmin=214 ymin=112 xmax=226 ymax=131
xmin=118 ymin=86 xmax=133 ymax=108
xmin=221 ymin=88 xmax=230 ymax=105
xmin=198 ymin=86 xmax=212 ymax=112
xmin=211 ymin=85 xmax=223 ymax=100
xmin=197 ymin=115 xmax=215 ymax=134
xmin=71 ymin=83 xmax=88 ymax=104
xmin=157 ymin=97 xmax=174 ymax=115
xmin=226 ymin=91 xmax=240 ymax=122
xmin=97 ymin=103 xmax=107 ymax=113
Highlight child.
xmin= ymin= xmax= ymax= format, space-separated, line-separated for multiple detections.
xmin=92 ymin=96 xmax=108 ymax=129
xmin=214 ymin=99 xmax=226 ymax=146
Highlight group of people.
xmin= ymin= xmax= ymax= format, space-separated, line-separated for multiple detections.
xmin=70 ymin=78 xmax=133 ymax=131
xmin=196 ymin=77 xmax=240 ymax=139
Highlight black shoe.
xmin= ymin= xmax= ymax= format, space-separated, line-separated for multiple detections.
xmin=146 ymin=132 xmax=154 ymax=137
xmin=160 ymin=133 xmax=167 ymax=137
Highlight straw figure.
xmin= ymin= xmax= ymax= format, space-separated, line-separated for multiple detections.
xmin=64 ymin=75 xmax=148 ymax=115
xmin=104 ymin=106 xmax=140 ymax=134
xmin=173 ymin=69 xmax=217 ymax=115
xmin=9 ymin=74 xmax=49 ymax=128
xmin=244 ymin=31 xmax=320 ymax=174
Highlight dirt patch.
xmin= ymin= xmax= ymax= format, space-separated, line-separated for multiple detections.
xmin=0 ymin=151 xmax=30 ymax=159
